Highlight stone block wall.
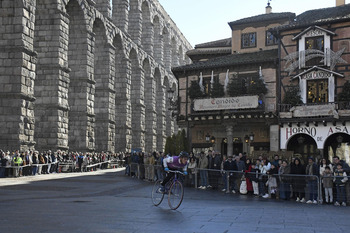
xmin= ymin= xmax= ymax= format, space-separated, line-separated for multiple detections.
xmin=0 ymin=0 xmax=192 ymax=153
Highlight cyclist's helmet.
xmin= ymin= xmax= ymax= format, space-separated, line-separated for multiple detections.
xmin=179 ymin=151 xmax=189 ymax=158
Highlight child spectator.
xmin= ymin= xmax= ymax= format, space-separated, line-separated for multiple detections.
xmin=333 ymin=163 xmax=348 ymax=206
xmin=322 ymin=166 xmax=333 ymax=204
xmin=263 ymin=163 xmax=278 ymax=198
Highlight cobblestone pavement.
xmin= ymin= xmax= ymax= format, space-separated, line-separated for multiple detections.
xmin=0 ymin=169 xmax=350 ymax=233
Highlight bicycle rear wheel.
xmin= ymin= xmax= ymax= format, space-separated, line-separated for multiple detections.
xmin=168 ymin=180 xmax=184 ymax=210
xmin=152 ymin=180 xmax=164 ymax=206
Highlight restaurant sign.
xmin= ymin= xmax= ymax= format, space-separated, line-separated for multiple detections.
xmin=280 ymin=123 xmax=350 ymax=149
xmin=193 ymin=96 xmax=259 ymax=111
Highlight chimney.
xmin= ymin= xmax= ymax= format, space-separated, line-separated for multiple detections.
xmin=336 ymin=0 xmax=345 ymax=6
xmin=266 ymin=2 xmax=272 ymax=14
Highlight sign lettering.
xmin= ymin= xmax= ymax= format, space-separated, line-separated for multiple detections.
xmin=193 ymin=96 xmax=259 ymax=111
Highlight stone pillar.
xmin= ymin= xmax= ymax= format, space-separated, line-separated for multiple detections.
xmin=141 ymin=2 xmax=153 ymax=56
xmin=153 ymin=19 xmax=163 ymax=64
xmin=115 ymin=55 xmax=132 ymax=153
xmin=131 ymin=65 xmax=146 ymax=151
xmin=95 ymin=0 xmax=112 ymax=18
xmin=144 ymin=74 xmax=157 ymax=153
xmin=226 ymin=126 xmax=234 ymax=157
xmin=34 ymin=6 xmax=72 ymax=152
xmin=163 ymin=32 xmax=171 ymax=71
xmin=93 ymin=37 xmax=116 ymax=152
xmin=65 ymin=0 xmax=95 ymax=152
xmin=0 ymin=0 xmax=37 ymax=151
xmin=128 ymin=0 xmax=142 ymax=46
xmin=157 ymin=83 xmax=166 ymax=151
xmin=171 ymin=40 xmax=179 ymax=68
xmin=112 ymin=0 xmax=129 ymax=33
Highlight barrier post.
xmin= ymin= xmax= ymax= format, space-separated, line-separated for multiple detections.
xmin=194 ymin=168 xmax=197 ymax=188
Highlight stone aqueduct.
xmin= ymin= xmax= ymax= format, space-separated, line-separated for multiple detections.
xmin=0 ymin=0 xmax=192 ymax=153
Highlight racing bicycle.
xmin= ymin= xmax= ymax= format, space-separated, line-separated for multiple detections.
xmin=151 ymin=170 xmax=185 ymax=210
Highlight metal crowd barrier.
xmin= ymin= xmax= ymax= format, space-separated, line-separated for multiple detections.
xmin=0 ymin=159 xmax=125 ymax=177
xmin=126 ymin=165 xmax=350 ymax=205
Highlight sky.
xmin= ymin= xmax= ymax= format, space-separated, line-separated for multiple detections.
xmin=158 ymin=0 xmax=349 ymax=47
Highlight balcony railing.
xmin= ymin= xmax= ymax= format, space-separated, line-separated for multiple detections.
xmin=338 ymin=101 xmax=350 ymax=110
xmin=279 ymin=102 xmax=350 ymax=112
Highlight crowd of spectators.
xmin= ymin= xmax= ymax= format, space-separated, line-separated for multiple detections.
xmin=190 ymin=151 xmax=350 ymax=206
xmin=124 ymin=150 xmax=350 ymax=207
xmin=3 ymin=147 xmax=350 ymax=207
xmin=0 ymin=149 xmax=124 ymax=178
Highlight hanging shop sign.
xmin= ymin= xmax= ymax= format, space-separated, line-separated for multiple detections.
xmin=292 ymin=104 xmax=336 ymax=118
xmin=193 ymin=95 xmax=259 ymax=111
xmin=280 ymin=123 xmax=350 ymax=149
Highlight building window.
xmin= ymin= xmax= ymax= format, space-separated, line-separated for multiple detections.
xmin=241 ymin=32 xmax=256 ymax=48
xmin=266 ymin=31 xmax=278 ymax=46
xmin=307 ymin=79 xmax=328 ymax=103
xmin=201 ymin=76 xmax=219 ymax=96
xmin=305 ymin=36 xmax=324 ymax=67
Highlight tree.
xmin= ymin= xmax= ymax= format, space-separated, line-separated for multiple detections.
xmin=247 ymin=77 xmax=268 ymax=95
xmin=164 ymin=136 xmax=173 ymax=155
xmin=227 ymin=78 xmax=245 ymax=97
xmin=164 ymin=130 xmax=188 ymax=156
xmin=282 ymin=86 xmax=302 ymax=106
xmin=210 ymin=80 xmax=225 ymax=98
xmin=338 ymin=81 xmax=350 ymax=101
xmin=188 ymin=80 xmax=203 ymax=99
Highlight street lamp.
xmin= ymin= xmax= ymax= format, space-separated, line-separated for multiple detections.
xmin=244 ymin=135 xmax=249 ymax=143
xmin=205 ymin=134 xmax=210 ymax=142
xmin=167 ymin=89 xmax=178 ymax=118
xmin=249 ymin=132 xmax=254 ymax=142
xmin=210 ymin=136 xmax=216 ymax=144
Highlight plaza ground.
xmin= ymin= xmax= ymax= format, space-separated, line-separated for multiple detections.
xmin=0 ymin=169 xmax=349 ymax=233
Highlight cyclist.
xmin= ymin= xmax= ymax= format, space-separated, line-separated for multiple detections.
xmin=159 ymin=151 xmax=189 ymax=192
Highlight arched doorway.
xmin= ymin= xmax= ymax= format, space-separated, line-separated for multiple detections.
xmin=287 ymin=134 xmax=318 ymax=164
xmin=324 ymin=133 xmax=350 ymax=163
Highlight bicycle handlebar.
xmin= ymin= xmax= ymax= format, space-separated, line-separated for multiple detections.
xmin=167 ymin=170 xmax=185 ymax=175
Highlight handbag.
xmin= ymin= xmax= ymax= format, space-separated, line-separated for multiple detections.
xmin=240 ymin=180 xmax=248 ymax=194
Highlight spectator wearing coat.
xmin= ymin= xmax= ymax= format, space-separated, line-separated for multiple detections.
xmin=223 ymin=155 xmax=238 ymax=193
xmin=278 ymin=160 xmax=291 ymax=200
xmin=198 ymin=151 xmax=209 ymax=189
xmin=233 ymin=155 xmax=246 ymax=193
xmin=334 ymin=163 xmax=348 ymax=206
xmin=208 ymin=151 xmax=222 ymax=190
xmin=291 ymin=158 xmax=306 ymax=203
xmin=322 ymin=166 xmax=334 ymax=204
xmin=305 ymin=157 xmax=319 ymax=204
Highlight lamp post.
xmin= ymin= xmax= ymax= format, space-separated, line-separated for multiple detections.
xmin=167 ymin=89 xmax=178 ymax=118
xmin=249 ymin=132 xmax=254 ymax=142
xmin=244 ymin=135 xmax=249 ymax=154
xmin=210 ymin=136 xmax=215 ymax=150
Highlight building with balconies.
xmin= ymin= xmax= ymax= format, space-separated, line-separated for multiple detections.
xmin=172 ymin=4 xmax=295 ymax=157
xmin=272 ymin=0 xmax=350 ymax=163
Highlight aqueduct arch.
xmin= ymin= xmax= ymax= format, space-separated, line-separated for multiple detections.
xmin=0 ymin=0 xmax=192 ymax=152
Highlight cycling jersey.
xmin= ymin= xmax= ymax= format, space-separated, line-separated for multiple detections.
xmin=163 ymin=156 xmax=188 ymax=172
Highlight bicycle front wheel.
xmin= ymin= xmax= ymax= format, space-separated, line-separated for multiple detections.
xmin=168 ymin=180 xmax=184 ymax=210
xmin=152 ymin=180 xmax=164 ymax=206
